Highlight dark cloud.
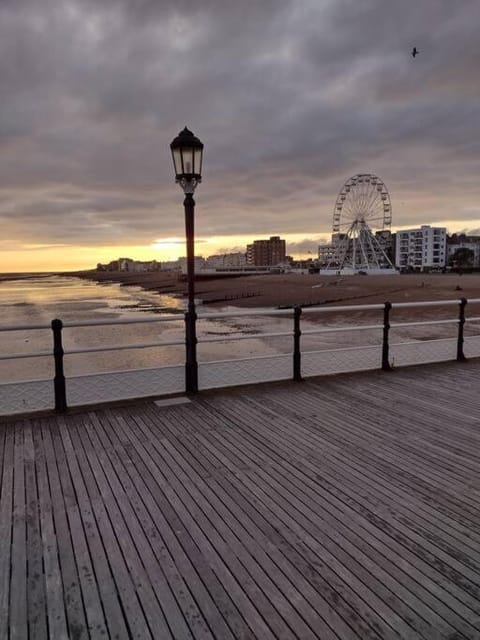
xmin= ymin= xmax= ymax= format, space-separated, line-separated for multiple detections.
xmin=1 ymin=0 xmax=479 ymax=254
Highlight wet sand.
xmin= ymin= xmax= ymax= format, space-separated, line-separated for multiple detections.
xmin=70 ymin=269 xmax=480 ymax=322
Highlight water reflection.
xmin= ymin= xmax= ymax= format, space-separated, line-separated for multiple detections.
xmin=0 ymin=275 xmax=299 ymax=385
xmin=0 ymin=275 xmax=186 ymax=382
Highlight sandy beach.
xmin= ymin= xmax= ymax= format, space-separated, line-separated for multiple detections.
xmin=70 ymin=269 xmax=480 ymax=322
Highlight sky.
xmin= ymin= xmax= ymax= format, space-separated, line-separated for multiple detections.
xmin=1 ymin=0 xmax=480 ymax=272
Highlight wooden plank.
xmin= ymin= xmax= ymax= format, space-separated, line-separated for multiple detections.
xmin=3 ymin=358 xmax=480 ymax=639
xmin=159 ymin=402 xmax=442 ymax=640
xmin=110 ymin=409 xmax=289 ymax=640
xmin=110 ymin=410 xmax=253 ymax=640
xmin=285 ymin=384 xmax=480 ymax=503
xmin=66 ymin=414 xmax=159 ymax=639
xmin=0 ymin=424 xmax=14 ymax=640
xmin=146 ymin=403 xmax=401 ymax=640
xmin=10 ymin=422 xmax=28 ymax=640
xmin=227 ymin=396 xmax=478 ymax=616
xmin=0 ymin=424 xmax=5 ymax=497
xmin=307 ymin=379 xmax=480 ymax=487
xmin=32 ymin=420 xmax=69 ymax=640
xmin=319 ymin=378 xmax=480 ymax=460
xmin=40 ymin=418 xmax=89 ymax=639
xmin=84 ymin=409 xmax=206 ymax=640
xmin=23 ymin=421 xmax=48 ymax=640
xmin=197 ymin=395 xmax=480 ymax=638
xmin=247 ymin=384 xmax=480 ymax=529
xmin=137 ymin=406 xmax=340 ymax=640
xmin=188 ymin=401 xmax=455 ymax=639
xmin=202 ymin=422 xmax=471 ymax=638
xmin=98 ymin=409 xmax=237 ymax=640
xmin=292 ymin=382 xmax=480 ymax=548
xmin=254 ymin=386 xmax=480 ymax=561
xmin=49 ymin=416 xmax=109 ymax=639
xmin=56 ymin=416 xmax=132 ymax=640
xmin=73 ymin=412 xmax=175 ymax=639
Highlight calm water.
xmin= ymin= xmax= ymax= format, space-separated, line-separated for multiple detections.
xmin=0 ymin=275 xmax=188 ymax=382
xmin=0 ymin=274 xmax=184 ymax=325
xmin=0 ymin=275 xmax=281 ymax=382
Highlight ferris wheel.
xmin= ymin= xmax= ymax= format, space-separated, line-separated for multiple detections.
xmin=328 ymin=173 xmax=395 ymax=272
xmin=333 ymin=173 xmax=391 ymax=233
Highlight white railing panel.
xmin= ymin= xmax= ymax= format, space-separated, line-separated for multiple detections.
xmin=199 ymin=354 xmax=292 ymax=389
xmin=390 ymin=339 xmax=457 ymax=367
xmin=465 ymin=335 xmax=480 ymax=358
xmin=302 ymin=346 xmax=381 ymax=378
xmin=0 ymin=379 xmax=53 ymax=416
xmin=66 ymin=365 xmax=185 ymax=407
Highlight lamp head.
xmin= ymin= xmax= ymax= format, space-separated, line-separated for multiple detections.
xmin=170 ymin=127 xmax=203 ymax=192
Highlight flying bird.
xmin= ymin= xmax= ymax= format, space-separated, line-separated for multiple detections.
xmin=412 ymin=47 xmax=419 ymax=58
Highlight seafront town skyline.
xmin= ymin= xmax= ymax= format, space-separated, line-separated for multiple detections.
xmin=91 ymin=226 xmax=479 ymax=274
xmin=1 ymin=1 xmax=479 ymax=273
xmin=3 ymin=221 xmax=480 ymax=274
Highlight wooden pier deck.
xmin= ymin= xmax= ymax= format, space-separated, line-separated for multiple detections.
xmin=1 ymin=360 xmax=480 ymax=639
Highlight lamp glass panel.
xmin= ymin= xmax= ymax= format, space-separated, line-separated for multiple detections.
xmin=172 ymin=148 xmax=183 ymax=175
xmin=194 ymin=148 xmax=203 ymax=176
xmin=181 ymin=147 xmax=194 ymax=174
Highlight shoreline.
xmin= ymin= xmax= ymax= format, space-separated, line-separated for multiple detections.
xmin=2 ymin=271 xmax=479 ymax=382
xmin=61 ymin=269 xmax=480 ymax=324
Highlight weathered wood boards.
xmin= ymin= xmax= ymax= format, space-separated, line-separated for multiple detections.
xmin=1 ymin=359 xmax=480 ymax=638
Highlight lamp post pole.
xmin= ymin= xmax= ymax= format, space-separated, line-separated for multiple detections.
xmin=170 ymin=127 xmax=204 ymax=394
xmin=184 ymin=190 xmax=198 ymax=392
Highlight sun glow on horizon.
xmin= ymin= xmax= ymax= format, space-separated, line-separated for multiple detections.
xmin=2 ymin=220 xmax=478 ymax=274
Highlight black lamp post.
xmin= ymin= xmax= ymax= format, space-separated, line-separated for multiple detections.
xmin=170 ymin=127 xmax=204 ymax=393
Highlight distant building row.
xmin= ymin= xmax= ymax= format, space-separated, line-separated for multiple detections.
xmin=97 ymin=254 xmax=248 ymax=273
xmin=97 ymin=236 xmax=289 ymax=273
xmin=96 ymin=228 xmax=480 ymax=275
xmin=318 ymin=226 xmax=480 ymax=271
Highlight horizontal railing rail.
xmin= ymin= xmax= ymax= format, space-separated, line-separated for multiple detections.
xmin=1 ymin=297 xmax=480 ymax=415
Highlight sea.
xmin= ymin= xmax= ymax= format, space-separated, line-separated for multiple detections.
xmin=0 ymin=274 xmax=284 ymax=383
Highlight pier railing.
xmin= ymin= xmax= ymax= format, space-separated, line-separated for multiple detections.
xmin=1 ymin=297 xmax=480 ymax=416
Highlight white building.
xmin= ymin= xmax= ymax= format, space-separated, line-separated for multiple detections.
xmin=205 ymin=252 xmax=247 ymax=269
xmin=118 ymin=258 xmax=159 ymax=272
xmin=159 ymin=260 xmax=180 ymax=271
xmin=178 ymin=256 xmax=206 ymax=275
xmin=447 ymin=234 xmax=480 ymax=268
xmin=395 ymin=226 xmax=447 ymax=271
xmin=224 ymin=252 xmax=247 ymax=267
xmin=318 ymin=234 xmax=346 ymax=266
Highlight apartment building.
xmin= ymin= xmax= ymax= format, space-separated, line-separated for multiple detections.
xmin=395 ymin=225 xmax=447 ymax=271
xmin=318 ymin=233 xmax=346 ymax=266
xmin=246 ymin=236 xmax=286 ymax=266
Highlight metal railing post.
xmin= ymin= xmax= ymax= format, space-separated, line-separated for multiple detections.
xmin=51 ymin=318 xmax=67 ymax=412
xmin=382 ymin=301 xmax=392 ymax=371
xmin=293 ymin=305 xmax=302 ymax=381
xmin=457 ymin=297 xmax=467 ymax=362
